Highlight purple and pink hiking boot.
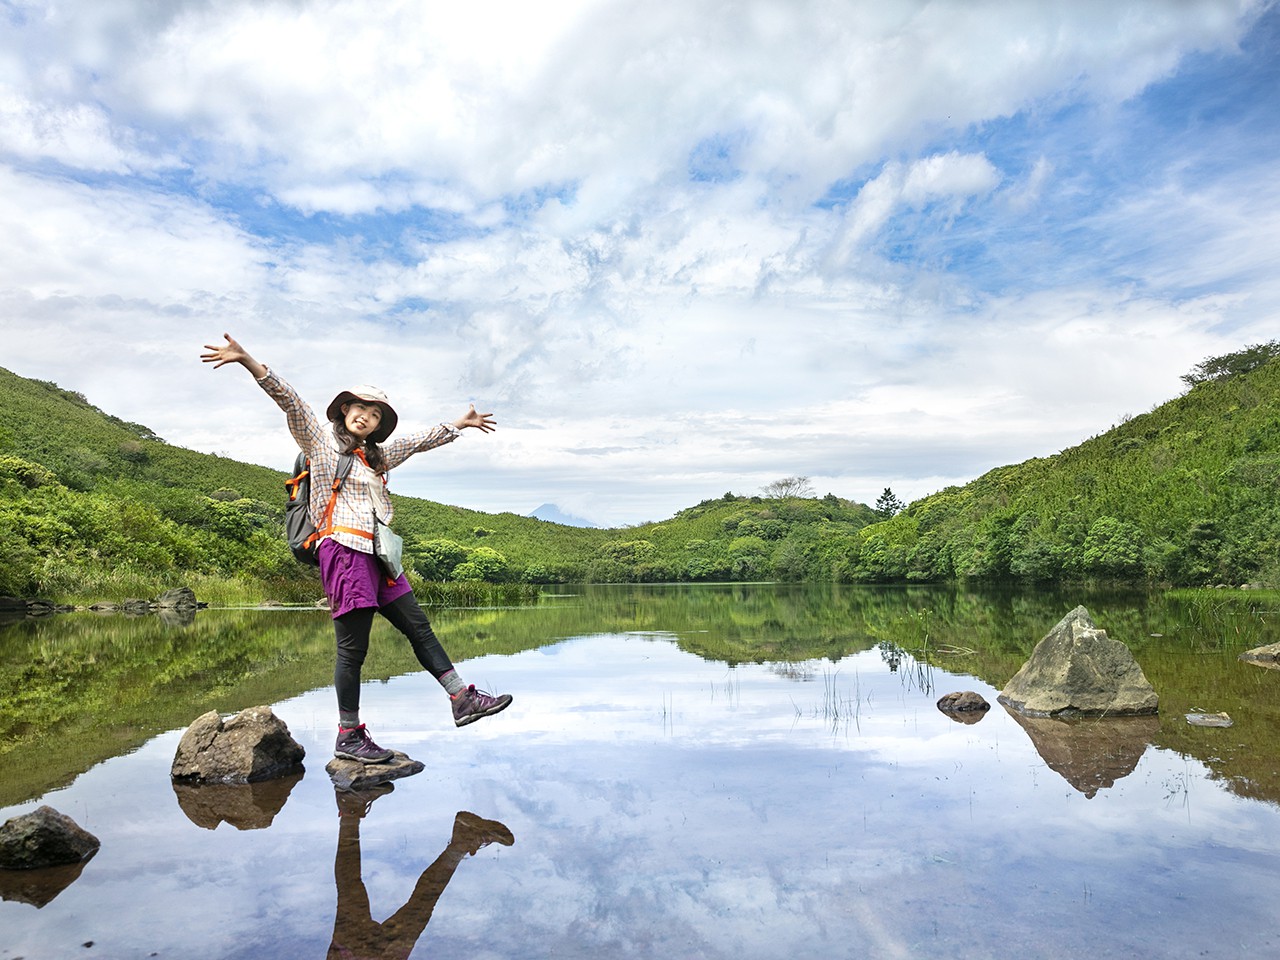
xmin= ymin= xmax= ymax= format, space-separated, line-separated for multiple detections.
xmin=334 ymin=724 xmax=394 ymax=763
xmin=451 ymin=685 xmax=513 ymax=727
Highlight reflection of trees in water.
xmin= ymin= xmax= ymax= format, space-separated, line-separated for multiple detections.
xmin=876 ymin=642 xmax=934 ymax=696
xmin=768 ymin=661 xmax=816 ymax=681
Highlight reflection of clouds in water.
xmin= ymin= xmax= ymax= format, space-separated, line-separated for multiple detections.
xmin=4 ymin=633 xmax=1280 ymax=958
xmin=412 ymin=636 xmax=1275 ymax=957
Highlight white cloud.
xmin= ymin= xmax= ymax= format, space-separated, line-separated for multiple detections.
xmin=0 ymin=0 xmax=1273 ymax=525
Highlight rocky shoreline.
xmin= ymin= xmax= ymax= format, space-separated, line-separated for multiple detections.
xmin=0 ymin=586 xmax=205 ymax=621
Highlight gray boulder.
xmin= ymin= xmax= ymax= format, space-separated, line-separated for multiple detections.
xmin=0 ymin=806 xmax=100 ymax=870
xmin=998 ymin=605 xmax=1158 ymax=718
xmin=171 ymin=706 xmax=305 ymax=783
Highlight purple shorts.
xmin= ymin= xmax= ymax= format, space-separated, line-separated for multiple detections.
xmin=318 ymin=538 xmax=412 ymax=619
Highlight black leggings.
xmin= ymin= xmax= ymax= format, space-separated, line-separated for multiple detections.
xmin=333 ymin=593 xmax=455 ymax=715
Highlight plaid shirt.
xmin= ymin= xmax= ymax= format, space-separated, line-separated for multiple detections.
xmin=258 ymin=368 xmax=459 ymax=554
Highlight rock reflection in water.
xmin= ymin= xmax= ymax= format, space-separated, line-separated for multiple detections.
xmin=172 ymin=769 xmax=303 ymax=830
xmin=0 ymin=856 xmax=95 ymax=908
xmin=329 ymin=784 xmax=514 ymax=960
xmin=1002 ymin=706 xmax=1161 ymax=798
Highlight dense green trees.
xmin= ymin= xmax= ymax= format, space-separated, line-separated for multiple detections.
xmin=841 ymin=348 xmax=1280 ymax=586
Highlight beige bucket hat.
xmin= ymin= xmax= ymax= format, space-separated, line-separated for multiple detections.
xmin=326 ymin=385 xmax=398 ymax=442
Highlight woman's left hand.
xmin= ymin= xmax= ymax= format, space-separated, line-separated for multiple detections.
xmin=453 ymin=404 xmax=496 ymax=433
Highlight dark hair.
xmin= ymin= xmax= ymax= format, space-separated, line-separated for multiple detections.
xmin=332 ymin=420 xmax=386 ymax=475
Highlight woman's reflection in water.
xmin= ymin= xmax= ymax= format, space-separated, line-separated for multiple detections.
xmin=329 ymin=785 xmax=514 ymax=960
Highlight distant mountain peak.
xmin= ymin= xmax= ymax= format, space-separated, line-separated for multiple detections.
xmin=528 ymin=503 xmax=596 ymax=527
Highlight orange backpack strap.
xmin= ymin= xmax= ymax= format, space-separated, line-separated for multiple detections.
xmin=303 ymin=454 xmax=371 ymax=549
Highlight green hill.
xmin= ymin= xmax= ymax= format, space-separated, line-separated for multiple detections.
xmin=846 ymin=344 xmax=1280 ymax=586
xmin=5 ymin=343 xmax=1276 ymax=598
xmin=0 ymin=367 xmax=874 ymax=599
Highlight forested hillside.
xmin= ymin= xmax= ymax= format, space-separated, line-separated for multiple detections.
xmin=0 ymin=367 xmax=874 ymax=597
xmin=845 ymin=345 xmax=1280 ymax=586
xmin=4 ymin=344 xmax=1277 ymax=598
xmin=0 ymin=367 xmax=614 ymax=598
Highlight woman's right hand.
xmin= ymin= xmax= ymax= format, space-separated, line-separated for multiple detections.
xmin=201 ymin=333 xmax=266 ymax=378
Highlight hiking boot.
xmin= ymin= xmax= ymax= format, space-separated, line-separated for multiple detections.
xmin=334 ymin=724 xmax=394 ymax=763
xmin=451 ymin=811 xmax=515 ymax=856
xmin=451 ymin=685 xmax=513 ymax=727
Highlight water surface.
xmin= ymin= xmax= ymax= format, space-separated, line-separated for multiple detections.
xmin=2 ymin=584 xmax=1279 ymax=958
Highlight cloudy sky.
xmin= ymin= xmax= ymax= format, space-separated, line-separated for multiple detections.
xmin=2 ymin=0 xmax=1277 ymax=527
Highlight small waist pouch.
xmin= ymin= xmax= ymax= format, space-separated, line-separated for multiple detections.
xmin=373 ymin=518 xmax=405 ymax=580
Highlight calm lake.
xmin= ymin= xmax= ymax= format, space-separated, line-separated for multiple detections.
xmin=2 ymin=583 xmax=1280 ymax=959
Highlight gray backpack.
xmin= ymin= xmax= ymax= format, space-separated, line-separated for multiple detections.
xmin=284 ymin=452 xmax=354 ymax=564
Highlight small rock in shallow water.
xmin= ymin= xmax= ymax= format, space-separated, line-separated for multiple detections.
xmin=937 ymin=691 xmax=990 ymax=712
xmin=1239 ymin=642 xmax=1280 ymax=669
xmin=0 ymin=806 xmax=100 ymax=870
xmin=326 ymin=752 xmax=424 ymax=790
xmin=1186 ymin=712 xmax=1233 ymax=728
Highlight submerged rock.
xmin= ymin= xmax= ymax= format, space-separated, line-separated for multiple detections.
xmin=936 ymin=691 xmax=990 ymax=724
xmin=999 ymin=606 xmax=1158 ymax=718
xmin=326 ymin=752 xmax=425 ymax=791
xmin=171 ymin=706 xmax=305 ymax=783
xmin=1186 ymin=712 xmax=1233 ymax=728
xmin=0 ymin=806 xmax=100 ymax=870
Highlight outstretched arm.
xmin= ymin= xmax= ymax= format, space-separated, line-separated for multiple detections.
xmin=451 ymin=404 xmax=496 ymax=433
xmin=201 ymin=333 xmax=325 ymax=453
xmin=201 ymin=333 xmax=267 ymax=380
xmin=381 ymin=404 xmax=495 ymax=469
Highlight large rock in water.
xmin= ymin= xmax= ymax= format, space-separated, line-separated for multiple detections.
xmin=171 ymin=706 xmax=305 ymax=783
xmin=1239 ymin=642 xmax=1280 ymax=670
xmin=0 ymin=806 xmax=100 ymax=870
xmin=998 ymin=606 xmax=1158 ymax=718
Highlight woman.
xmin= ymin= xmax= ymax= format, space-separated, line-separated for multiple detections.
xmin=201 ymin=333 xmax=512 ymax=763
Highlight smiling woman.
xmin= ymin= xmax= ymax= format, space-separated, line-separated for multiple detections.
xmin=200 ymin=333 xmax=512 ymax=764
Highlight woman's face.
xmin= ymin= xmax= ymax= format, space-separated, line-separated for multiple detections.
xmin=342 ymin=401 xmax=383 ymax=440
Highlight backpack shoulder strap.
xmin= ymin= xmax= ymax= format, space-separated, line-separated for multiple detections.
xmin=303 ymin=452 xmax=372 ymax=550
xmin=333 ymin=452 xmax=354 ymax=485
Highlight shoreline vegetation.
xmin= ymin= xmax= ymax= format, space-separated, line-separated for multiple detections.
xmin=3 ymin=343 xmax=1279 ymax=597
xmin=0 ymin=576 xmax=542 ymax=615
